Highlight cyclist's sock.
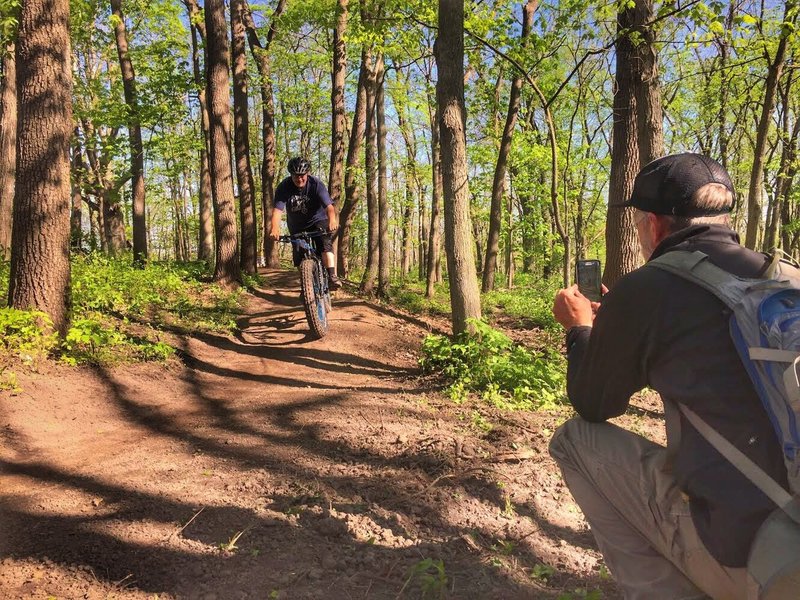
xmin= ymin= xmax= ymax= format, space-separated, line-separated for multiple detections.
xmin=328 ymin=267 xmax=342 ymax=290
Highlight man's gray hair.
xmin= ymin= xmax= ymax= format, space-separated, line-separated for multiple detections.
xmin=664 ymin=183 xmax=732 ymax=233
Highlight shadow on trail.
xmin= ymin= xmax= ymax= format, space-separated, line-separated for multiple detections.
xmin=0 ymin=272 xmax=615 ymax=599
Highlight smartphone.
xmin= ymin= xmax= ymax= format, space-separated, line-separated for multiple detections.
xmin=576 ymin=259 xmax=602 ymax=302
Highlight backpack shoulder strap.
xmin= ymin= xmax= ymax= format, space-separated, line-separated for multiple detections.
xmin=648 ymin=250 xmax=748 ymax=309
xmin=680 ymin=404 xmax=800 ymax=524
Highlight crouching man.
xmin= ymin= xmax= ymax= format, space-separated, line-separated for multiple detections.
xmin=549 ymin=154 xmax=789 ymax=600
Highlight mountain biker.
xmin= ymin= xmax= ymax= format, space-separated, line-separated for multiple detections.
xmin=269 ymin=156 xmax=341 ymax=291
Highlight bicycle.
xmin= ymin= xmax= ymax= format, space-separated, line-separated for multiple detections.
xmin=278 ymin=231 xmax=332 ymax=339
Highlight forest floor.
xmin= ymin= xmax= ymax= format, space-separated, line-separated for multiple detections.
xmin=0 ymin=269 xmax=665 ymax=600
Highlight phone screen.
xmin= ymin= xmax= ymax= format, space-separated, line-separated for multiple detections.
xmin=576 ymin=259 xmax=602 ymax=302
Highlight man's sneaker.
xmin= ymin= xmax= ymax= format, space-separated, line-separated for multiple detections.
xmin=329 ymin=275 xmax=342 ymax=291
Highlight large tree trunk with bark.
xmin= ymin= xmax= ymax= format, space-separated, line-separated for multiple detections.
xmin=633 ymin=0 xmax=663 ymax=166
xmin=337 ymin=47 xmax=369 ymax=278
xmin=205 ymin=0 xmax=241 ymax=286
xmin=231 ymin=0 xmax=257 ymax=274
xmin=603 ymin=0 xmax=646 ymax=288
xmin=436 ymin=0 xmax=481 ymax=334
xmin=745 ymin=0 xmax=796 ymax=250
xmin=482 ymin=0 xmax=534 ymax=292
xmin=377 ymin=70 xmax=390 ymax=296
xmin=360 ymin=54 xmax=382 ymax=295
xmin=9 ymin=0 xmax=73 ymax=334
xmin=0 ymin=42 xmax=15 ymax=260
xmin=243 ymin=0 xmax=284 ymax=268
xmin=111 ymin=0 xmax=147 ymax=265
xmin=329 ymin=0 xmax=347 ymax=206
xmin=102 ymin=182 xmax=127 ymax=251
xmin=184 ymin=0 xmax=214 ymax=262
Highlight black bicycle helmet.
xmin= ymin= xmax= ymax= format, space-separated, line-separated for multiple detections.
xmin=287 ymin=156 xmax=311 ymax=175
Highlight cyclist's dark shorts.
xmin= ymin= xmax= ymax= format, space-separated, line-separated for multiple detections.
xmin=291 ymin=220 xmax=333 ymax=267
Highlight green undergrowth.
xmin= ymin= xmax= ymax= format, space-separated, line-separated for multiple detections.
xmin=420 ymin=318 xmax=566 ymax=410
xmin=385 ymin=272 xmax=560 ymax=333
xmin=0 ymin=254 xmax=246 ymax=374
xmin=481 ymin=273 xmax=560 ymax=331
xmin=386 ymin=279 xmax=452 ymax=316
xmin=71 ymin=254 xmax=244 ymax=332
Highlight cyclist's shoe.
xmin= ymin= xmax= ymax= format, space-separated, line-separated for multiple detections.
xmin=329 ymin=275 xmax=342 ymax=291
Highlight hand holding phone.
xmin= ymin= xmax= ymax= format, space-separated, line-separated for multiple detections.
xmin=576 ymin=259 xmax=602 ymax=302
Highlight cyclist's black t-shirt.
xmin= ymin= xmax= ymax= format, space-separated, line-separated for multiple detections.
xmin=274 ymin=175 xmax=332 ymax=233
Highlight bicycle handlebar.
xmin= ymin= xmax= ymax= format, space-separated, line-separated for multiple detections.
xmin=277 ymin=230 xmax=327 ymax=243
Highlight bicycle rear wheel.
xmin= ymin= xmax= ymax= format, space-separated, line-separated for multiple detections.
xmin=300 ymin=258 xmax=329 ymax=338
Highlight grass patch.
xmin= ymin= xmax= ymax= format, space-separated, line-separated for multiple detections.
xmin=420 ymin=318 xmax=566 ymax=410
xmin=0 ymin=253 xmax=245 ymax=369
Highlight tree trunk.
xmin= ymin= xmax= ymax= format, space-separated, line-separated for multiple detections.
xmin=436 ymin=0 xmax=481 ymax=334
xmin=504 ymin=184 xmax=514 ymax=288
xmin=231 ymin=0 xmax=257 ymax=274
xmin=71 ymin=133 xmax=84 ymax=250
xmin=519 ymin=191 xmax=535 ymax=273
xmin=775 ymin=72 xmax=799 ymax=254
xmin=391 ymin=71 xmax=421 ymax=279
xmin=418 ymin=183 xmax=428 ymax=280
xmin=745 ymin=0 xmax=796 ymax=250
xmin=9 ymin=0 xmax=73 ymax=334
xmin=401 ymin=196 xmax=413 ymax=276
xmin=603 ymin=0 xmax=645 ymax=288
xmin=328 ymin=0 xmax=347 ymax=207
xmin=426 ymin=102 xmax=443 ymax=298
xmin=360 ymin=53 xmax=382 ymax=295
xmin=715 ymin=3 xmax=735 ymax=169
xmin=184 ymin=2 xmax=214 ymax=263
xmin=764 ymin=73 xmax=791 ymax=252
xmin=377 ymin=68 xmax=390 ymax=296
xmin=205 ymin=0 xmax=241 ymax=286
xmin=633 ymin=0 xmax=664 ymax=166
xmin=102 ymin=181 xmax=127 ymax=252
xmin=0 ymin=42 xmax=15 ymax=260
xmin=111 ymin=0 xmax=147 ymax=265
xmin=482 ymin=0 xmax=533 ymax=292
xmin=337 ymin=47 xmax=369 ymax=278
xmin=473 ymin=219 xmax=483 ymax=274
xmin=243 ymin=0 xmax=285 ymax=268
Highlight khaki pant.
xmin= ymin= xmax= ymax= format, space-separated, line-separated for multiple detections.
xmin=549 ymin=417 xmax=747 ymax=600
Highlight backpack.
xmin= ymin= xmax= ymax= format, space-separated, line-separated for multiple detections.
xmin=648 ymin=250 xmax=800 ymax=600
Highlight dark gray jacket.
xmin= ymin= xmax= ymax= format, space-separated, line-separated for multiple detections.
xmin=565 ymin=224 xmax=789 ymax=566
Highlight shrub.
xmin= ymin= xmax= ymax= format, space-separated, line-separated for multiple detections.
xmin=420 ymin=318 xmax=566 ymax=410
xmin=0 ymin=259 xmax=9 ymax=306
xmin=62 ymin=314 xmax=175 ymax=365
xmin=0 ymin=254 xmax=243 ymax=368
xmin=0 ymin=308 xmax=58 ymax=360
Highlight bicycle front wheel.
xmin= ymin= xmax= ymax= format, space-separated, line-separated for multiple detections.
xmin=300 ymin=258 xmax=329 ymax=338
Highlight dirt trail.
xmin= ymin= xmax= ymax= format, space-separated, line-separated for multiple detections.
xmin=0 ymin=270 xmax=625 ymax=599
